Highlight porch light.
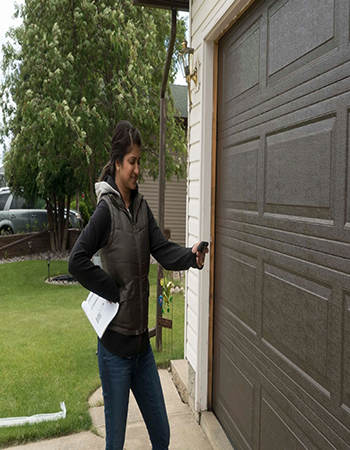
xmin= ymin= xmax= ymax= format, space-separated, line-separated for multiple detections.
xmin=178 ymin=40 xmax=197 ymax=108
xmin=47 ymin=257 xmax=51 ymax=281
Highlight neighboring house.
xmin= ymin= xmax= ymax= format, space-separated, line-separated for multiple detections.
xmin=0 ymin=165 xmax=6 ymax=188
xmin=184 ymin=0 xmax=350 ymax=449
xmin=140 ymin=84 xmax=187 ymax=246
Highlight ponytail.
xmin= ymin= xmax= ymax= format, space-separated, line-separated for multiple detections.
xmin=99 ymin=161 xmax=115 ymax=182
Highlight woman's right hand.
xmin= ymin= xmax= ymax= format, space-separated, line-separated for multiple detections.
xmin=192 ymin=242 xmax=209 ymax=268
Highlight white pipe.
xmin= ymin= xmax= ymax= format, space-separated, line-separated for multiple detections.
xmin=0 ymin=402 xmax=66 ymax=428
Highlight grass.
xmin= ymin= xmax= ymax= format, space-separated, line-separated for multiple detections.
xmin=0 ymin=260 xmax=185 ymax=448
xmin=148 ymin=267 xmax=185 ymax=367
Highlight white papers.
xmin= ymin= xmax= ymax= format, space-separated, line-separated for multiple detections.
xmin=0 ymin=402 xmax=66 ymax=428
xmin=82 ymin=292 xmax=119 ymax=338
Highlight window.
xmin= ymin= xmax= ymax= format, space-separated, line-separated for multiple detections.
xmin=10 ymin=196 xmax=28 ymax=210
xmin=0 ymin=193 xmax=10 ymax=211
xmin=33 ymin=198 xmax=46 ymax=209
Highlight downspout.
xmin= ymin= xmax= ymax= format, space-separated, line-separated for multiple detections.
xmin=160 ymin=8 xmax=177 ymax=101
xmin=155 ymin=8 xmax=177 ymax=351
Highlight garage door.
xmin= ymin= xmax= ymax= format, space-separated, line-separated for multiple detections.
xmin=213 ymin=0 xmax=350 ymax=448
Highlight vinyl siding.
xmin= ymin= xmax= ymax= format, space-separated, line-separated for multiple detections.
xmin=139 ymin=175 xmax=187 ymax=247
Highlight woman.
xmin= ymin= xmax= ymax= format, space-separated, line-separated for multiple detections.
xmin=68 ymin=120 xmax=208 ymax=450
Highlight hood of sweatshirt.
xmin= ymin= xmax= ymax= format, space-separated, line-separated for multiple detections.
xmin=95 ymin=175 xmax=139 ymax=204
xmin=95 ymin=178 xmax=120 ymax=204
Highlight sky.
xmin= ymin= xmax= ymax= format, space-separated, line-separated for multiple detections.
xmin=0 ymin=2 xmax=187 ymax=166
xmin=0 ymin=1 xmax=23 ymax=166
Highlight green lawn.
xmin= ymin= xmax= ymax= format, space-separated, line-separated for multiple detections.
xmin=148 ymin=265 xmax=185 ymax=366
xmin=0 ymin=260 xmax=184 ymax=448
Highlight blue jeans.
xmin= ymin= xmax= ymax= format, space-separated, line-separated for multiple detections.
xmin=97 ymin=340 xmax=170 ymax=450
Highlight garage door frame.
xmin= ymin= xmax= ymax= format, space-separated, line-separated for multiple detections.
xmin=207 ymin=0 xmax=258 ymax=413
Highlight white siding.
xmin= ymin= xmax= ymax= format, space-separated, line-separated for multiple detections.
xmin=190 ymin=120 xmax=201 ymax=144
xmin=186 ymin=0 xmax=254 ymax=412
xmin=188 ymin=179 xmax=199 ymax=199
xmin=189 ymin=142 xmax=201 ymax=162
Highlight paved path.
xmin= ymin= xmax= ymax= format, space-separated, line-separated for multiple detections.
xmin=4 ymin=369 xmax=213 ymax=450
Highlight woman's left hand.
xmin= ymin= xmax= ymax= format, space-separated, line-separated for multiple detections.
xmin=192 ymin=242 xmax=209 ymax=268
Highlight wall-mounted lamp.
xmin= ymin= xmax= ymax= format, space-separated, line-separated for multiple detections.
xmin=178 ymin=40 xmax=197 ymax=108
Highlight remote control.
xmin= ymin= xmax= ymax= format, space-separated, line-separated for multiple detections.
xmin=197 ymin=241 xmax=209 ymax=252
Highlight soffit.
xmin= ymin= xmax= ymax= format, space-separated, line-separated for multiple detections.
xmin=132 ymin=0 xmax=189 ymax=11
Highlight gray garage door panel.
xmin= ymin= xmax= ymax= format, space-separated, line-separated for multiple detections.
xmin=214 ymin=232 xmax=350 ymax=443
xmin=214 ymin=0 xmax=350 ymax=448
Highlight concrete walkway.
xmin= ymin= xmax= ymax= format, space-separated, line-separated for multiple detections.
xmin=3 ymin=365 xmax=215 ymax=450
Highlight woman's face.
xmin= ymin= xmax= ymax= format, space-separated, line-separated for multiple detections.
xmin=115 ymin=144 xmax=141 ymax=193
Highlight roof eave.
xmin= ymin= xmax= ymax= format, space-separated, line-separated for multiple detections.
xmin=132 ymin=0 xmax=189 ymax=11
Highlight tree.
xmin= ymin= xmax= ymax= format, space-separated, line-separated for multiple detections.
xmin=1 ymin=0 xmax=187 ymax=251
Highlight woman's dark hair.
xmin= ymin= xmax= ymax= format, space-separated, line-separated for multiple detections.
xmin=99 ymin=120 xmax=142 ymax=181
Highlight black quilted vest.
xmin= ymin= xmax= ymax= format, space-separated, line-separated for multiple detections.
xmin=99 ymin=192 xmax=150 ymax=335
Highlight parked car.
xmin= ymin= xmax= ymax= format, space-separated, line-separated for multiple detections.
xmin=0 ymin=189 xmax=83 ymax=234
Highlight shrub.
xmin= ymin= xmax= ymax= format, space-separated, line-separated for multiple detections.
xmin=70 ymin=201 xmax=90 ymax=226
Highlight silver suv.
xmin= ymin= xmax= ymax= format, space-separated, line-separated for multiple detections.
xmin=0 ymin=189 xmax=83 ymax=234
